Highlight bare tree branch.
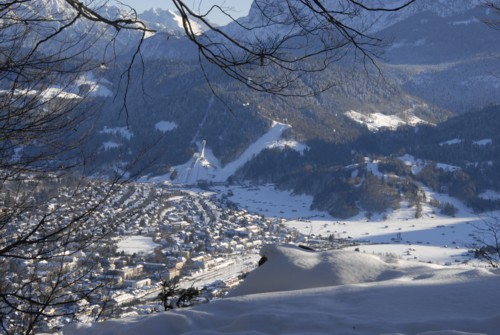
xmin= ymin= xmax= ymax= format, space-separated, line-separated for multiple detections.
xmin=482 ymin=0 xmax=500 ymax=30
xmin=172 ymin=0 xmax=416 ymax=96
xmin=0 ymin=1 xmax=150 ymax=333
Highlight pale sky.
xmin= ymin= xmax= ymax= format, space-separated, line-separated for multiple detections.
xmin=114 ymin=0 xmax=253 ymax=25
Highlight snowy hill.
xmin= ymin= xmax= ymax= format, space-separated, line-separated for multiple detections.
xmin=65 ymin=244 xmax=500 ymax=335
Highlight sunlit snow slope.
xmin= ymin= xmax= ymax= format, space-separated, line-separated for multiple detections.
xmin=65 ymin=244 xmax=500 ymax=335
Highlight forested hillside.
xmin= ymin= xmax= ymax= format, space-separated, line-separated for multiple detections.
xmin=236 ymin=105 xmax=500 ymax=217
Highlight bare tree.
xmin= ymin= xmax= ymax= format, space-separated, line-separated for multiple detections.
xmin=172 ymin=0 xmax=416 ymax=96
xmin=158 ymin=276 xmax=179 ymax=311
xmin=473 ymin=215 xmax=500 ymax=267
xmin=0 ymin=1 xmax=150 ymax=333
xmin=483 ymin=0 xmax=500 ymax=30
xmin=158 ymin=276 xmax=204 ymax=311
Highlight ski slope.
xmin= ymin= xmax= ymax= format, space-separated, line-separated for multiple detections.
xmin=148 ymin=121 xmax=301 ymax=184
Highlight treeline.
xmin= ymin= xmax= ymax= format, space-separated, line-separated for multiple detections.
xmin=236 ymin=105 xmax=500 ymax=217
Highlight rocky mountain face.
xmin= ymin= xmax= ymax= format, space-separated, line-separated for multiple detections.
xmin=7 ymin=0 xmax=141 ymax=57
xmin=139 ymin=8 xmax=208 ymax=35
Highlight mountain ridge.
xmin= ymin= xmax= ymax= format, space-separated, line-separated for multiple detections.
xmin=8 ymin=0 xmax=500 ymax=215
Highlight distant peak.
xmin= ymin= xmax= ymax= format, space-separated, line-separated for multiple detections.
xmin=167 ymin=9 xmax=178 ymax=17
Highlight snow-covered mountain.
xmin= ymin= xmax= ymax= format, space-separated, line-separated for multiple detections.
xmin=376 ymin=3 xmax=500 ymax=113
xmin=6 ymin=0 xmax=205 ymax=60
xmin=222 ymin=0 xmax=481 ymax=42
xmin=65 ymin=244 xmax=500 ymax=335
xmin=128 ymin=7 xmax=212 ymax=60
xmin=139 ymin=8 xmax=207 ymax=36
xmin=379 ymin=4 xmax=500 ymax=63
xmin=8 ymin=0 xmax=500 ymax=209
xmin=4 ymin=0 xmax=145 ymax=59
xmin=365 ymin=0 xmax=481 ymax=33
xmin=191 ymin=0 xmax=499 ymax=115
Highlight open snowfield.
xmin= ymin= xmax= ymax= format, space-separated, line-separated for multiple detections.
xmin=214 ymin=184 xmax=327 ymax=219
xmin=65 ymin=244 xmax=500 ymax=335
xmin=214 ymin=184 xmax=491 ymax=265
xmin=116 ymin=236 xmax=160 ymax=255
xmin=92 ymin=167 xmax=499 ymax=335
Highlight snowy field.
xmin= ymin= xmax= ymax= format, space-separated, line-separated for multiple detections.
xmin=214 ymin=184 xmax=327 ymax=219
xmin=67 ymin=183 xmax=500 ymax=334
xmin=116 ymin=236 xmax=160 ymax=255
xmin=212 ymin=183 xmax=498 ymax=266
xmin=65 ymin=244 xmax=500 ymax=335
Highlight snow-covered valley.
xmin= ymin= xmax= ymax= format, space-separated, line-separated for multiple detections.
xmin=221 ymin=184 xmax=482 ymax=266
xmin=62 ymin=180 xmax=500 ymax=335
xmin=4 ymin=0 xmax=500 ymax=334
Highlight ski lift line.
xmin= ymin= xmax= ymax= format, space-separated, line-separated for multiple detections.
xmin=191 ymin=96 xmax=214 ymax=145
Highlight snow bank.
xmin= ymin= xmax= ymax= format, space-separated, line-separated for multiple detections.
xmin=229 ymin=244 xmax=492 ymax=297
xmin=65 ymin=244 xmax=499 ymax=335
xmin=229 ymin=244 xmax=397 ymax=296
